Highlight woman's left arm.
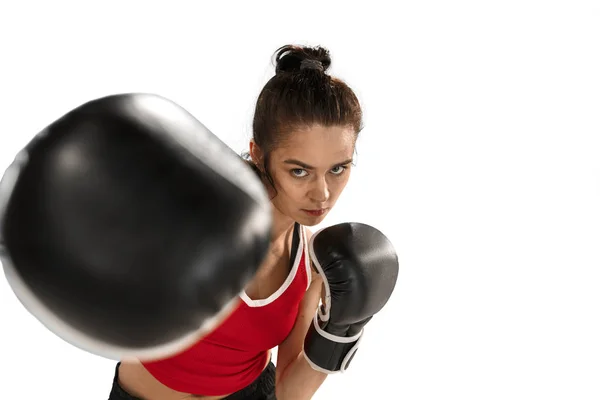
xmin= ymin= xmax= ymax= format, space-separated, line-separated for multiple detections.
xmin=275 ymin=231 xmax=327 ymax=400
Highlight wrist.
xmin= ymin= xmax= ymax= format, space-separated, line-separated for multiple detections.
xmin=303 ymin=314 xmax=364 ymax=374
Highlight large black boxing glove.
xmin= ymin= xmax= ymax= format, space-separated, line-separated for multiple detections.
xmin=303 ymin=222 xmax=399 ymax=373
xmin=0 ymin=93 xmax=271 ymax=361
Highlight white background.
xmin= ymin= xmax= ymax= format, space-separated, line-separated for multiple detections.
xmin=1 ymin=1 xmax=599 ymax=399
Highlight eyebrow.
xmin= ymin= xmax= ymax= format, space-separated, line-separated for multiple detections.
xmin=283 ymin=158 xmax=353 ymax=170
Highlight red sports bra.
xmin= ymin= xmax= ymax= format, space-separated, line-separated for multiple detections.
xmin=142 ymin=223 xmax=311 ymax=396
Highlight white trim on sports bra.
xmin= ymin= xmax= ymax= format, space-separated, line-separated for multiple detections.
xmin=240 ymin=225 xmax=309 ymax=308
xmin=304 ymin=226 xmax=312 ymax=290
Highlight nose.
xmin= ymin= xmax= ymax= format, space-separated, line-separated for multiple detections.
xmin=308 ymin=176 xmax=330 ymax=204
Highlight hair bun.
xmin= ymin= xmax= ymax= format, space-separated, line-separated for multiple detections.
xmin=274 ymin=45 xmax=332 ymax=74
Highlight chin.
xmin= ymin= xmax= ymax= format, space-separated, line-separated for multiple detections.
xmin=296 ymin=212 xmax=328 ymax=227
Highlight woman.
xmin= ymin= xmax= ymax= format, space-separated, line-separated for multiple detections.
xmin=110 ymin=44 xmax=363 ymax=400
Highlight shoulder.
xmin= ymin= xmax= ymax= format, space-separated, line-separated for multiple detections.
xmin=304 ymin=226 xmax=314 ymax=242
xmin=302 ymin=226 xmax=321 ymax=284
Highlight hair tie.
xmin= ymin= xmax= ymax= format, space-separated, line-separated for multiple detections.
xmin=300 ymin=59 xmax=324 ymax=72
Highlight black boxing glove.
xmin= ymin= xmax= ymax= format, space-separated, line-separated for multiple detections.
xmin=303 ymin=222 xmax=399 ymax=373
xmin=0 ymin=93 xmax=271 ymax=361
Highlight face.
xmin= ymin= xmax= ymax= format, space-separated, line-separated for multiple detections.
xmin=251 ymin=125 xmax=356 ymax=227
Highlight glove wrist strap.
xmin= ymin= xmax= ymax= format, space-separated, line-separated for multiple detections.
xmin=303 ymin=314 xmax=364 ymax=374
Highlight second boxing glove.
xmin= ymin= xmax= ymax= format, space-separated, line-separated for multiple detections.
xmin=303 ymin=222 xmax=399 ymax=373
xmin=0 ymin=93 xmax=272 ymax=361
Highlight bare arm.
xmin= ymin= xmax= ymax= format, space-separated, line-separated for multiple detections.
xmin=275 ymin=231 xmax=328 ymax=400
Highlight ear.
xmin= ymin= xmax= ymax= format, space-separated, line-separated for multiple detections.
xmin=249 ymin=140 xmax=263 ymax=167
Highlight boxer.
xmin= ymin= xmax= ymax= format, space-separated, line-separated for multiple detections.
xmin=1 ymin=44 xmax=399 ymax=400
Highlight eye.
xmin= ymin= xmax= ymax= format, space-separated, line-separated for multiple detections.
xmin=330 ymin=165 xmax=347 ymax=175
xmin=291 ymin=168 xmax=308 ymax=178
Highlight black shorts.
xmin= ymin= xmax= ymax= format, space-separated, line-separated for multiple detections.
xmin=108 ymin=361 xmax=276 ymax=400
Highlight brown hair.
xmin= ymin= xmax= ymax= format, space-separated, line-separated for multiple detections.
xmin=243 ymin=44 xmax=363 ymax=192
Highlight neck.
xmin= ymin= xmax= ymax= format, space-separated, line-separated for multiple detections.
xmin=270 ymin=205 xmax=295 ymax=246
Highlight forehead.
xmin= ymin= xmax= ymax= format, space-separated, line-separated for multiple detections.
xmin=273 ymin=125 xmax=356 ymax=162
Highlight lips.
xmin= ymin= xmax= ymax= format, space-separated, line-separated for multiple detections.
xmin=302 ymin=208 xmax=328 ymax=217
